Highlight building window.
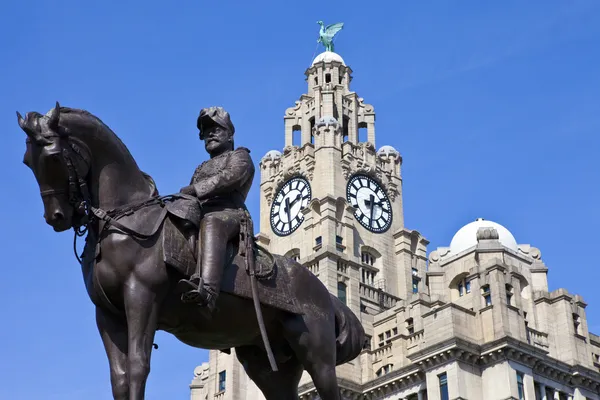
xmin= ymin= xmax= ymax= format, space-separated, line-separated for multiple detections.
xmin=218 ymin=370 xmax=226 ymax=392
xmin=315 ymin=236 xmax=322 ymax=247
xmin=376 ymin=363 xmax=393 ymax=377
xmin=361 ymin=251 xmax=375 ymax=266
xmin=516 ymin=371 xmax=525 ymax=400
xmin=325 ymin=73 xmax=331 ymax=83
xmin=363 ymin=335 xmax=372 ymax=350
xmin=412 ymin=277 xmax=419 ymax=293
xmin=361 ymin=268 xmax=376 ymax=286
xmin=439 ymin=372 xmax=449 ymax=400
xmin=337 ymin=282 xmax=347 ymax=305
xmin=524 ymin=312 xmax=531 ymax=344
xmin=534 ymin=382 xmax=541 ymax=400
xmin=573 ymin=313 xmax=581 ymax=335
xmin=506 ymin=284 xmax=514 ymax=306
xmin=406 ymin=318 xmax=414 ymax=335
xmin=457 ymin=277 xmax=471 ymax=297
xmin=336 ymin=235 xmax=344 ymax=251
xmin=482 ymin=285 xmax=492 ymax=306
xmin=314 ymin=76 xmax=318 ymax=85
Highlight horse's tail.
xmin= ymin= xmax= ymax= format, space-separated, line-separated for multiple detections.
xmin=331 ymin=293 xmax=366 ymax=366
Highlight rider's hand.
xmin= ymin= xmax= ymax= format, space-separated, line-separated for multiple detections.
xmin=180 ymin=185 xmax=196 ymax=195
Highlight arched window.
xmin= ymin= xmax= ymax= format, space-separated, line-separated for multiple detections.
xmin=284 ymin=248 xmax=301 ymax=263
xmin=406 ymin=318 xmax=414 ymax=335
xmin=505 ymin=284 xmax=514 ymax=306
xmin=361 ymin=251 xmax=376 ymax=266
xmin=337 ymin=282 xmax=347 ymax=305
xmin=376 ymin=363 xmax=393 ymax=377
xmin=573 ymin=313 xmax=581 ymax=335
xmin=481 ymin=285 xmax=492 ymax=306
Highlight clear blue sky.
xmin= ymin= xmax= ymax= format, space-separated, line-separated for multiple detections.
xmin=1 ymin=1 xmax=599 ymax=399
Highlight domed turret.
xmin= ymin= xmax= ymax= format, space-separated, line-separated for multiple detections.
xmin=261 ymin=150 xmax=282 ymax=162
xmin=311 ymin=51 xmax=346 ymax=66
xmin=377 ymin=145 xmax=400 ymax=158
xmin=449 ymin=218 xmax=518 ymax=254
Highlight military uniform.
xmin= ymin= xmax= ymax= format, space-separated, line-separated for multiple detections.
xmin=179 ymin=107 xmax=255 ymax=310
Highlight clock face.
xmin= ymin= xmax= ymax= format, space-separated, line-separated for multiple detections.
xmin=346 ymin=174 xmax=392 ymax=233
xmin=270 ymin=177 xmax=312 ymax=236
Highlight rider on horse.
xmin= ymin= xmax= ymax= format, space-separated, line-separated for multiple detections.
xmin=178 ymin=106 xmax=255 ymax=312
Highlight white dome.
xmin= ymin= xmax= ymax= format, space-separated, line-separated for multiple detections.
xmin=377 ymin=145 xmax=399 ymax=157
xmin=261 ymin=150 xmax=282 ymax=161
xmin=312 ymin=51 xmax=345 ymax=66
xmin=449 ymin=218 xmax=518 ymax=254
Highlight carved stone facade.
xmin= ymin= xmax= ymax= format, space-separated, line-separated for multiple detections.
xmin=189 ymin=52 xmax=600 ymax=400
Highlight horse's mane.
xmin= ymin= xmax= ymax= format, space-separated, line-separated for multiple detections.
xmin=57 ymin=107 xmax=159 ymax=195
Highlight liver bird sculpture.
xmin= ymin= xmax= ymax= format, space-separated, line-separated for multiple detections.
xmin=317 ymin=21 xmax=344 ymax=52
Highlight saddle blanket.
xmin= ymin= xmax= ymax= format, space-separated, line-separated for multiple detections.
xmin=162 ymin=214 xmax=303 ymax=315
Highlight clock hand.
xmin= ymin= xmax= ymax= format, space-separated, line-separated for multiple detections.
xmin=284 ymin=197 xmax=292 ymax=223
xmin=288 ymin=193 xmax=302 ymax=208
xmin=368 ymin=194 xmax=375 ymax=228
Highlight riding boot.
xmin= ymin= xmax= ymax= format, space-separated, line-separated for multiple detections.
xmin=179 ymin=238 xmax=205 ymax=304
xmin=194 ymin=221 xmax=230 ymax=313
xmin=180 ymin=216 xmax=235 ymax=312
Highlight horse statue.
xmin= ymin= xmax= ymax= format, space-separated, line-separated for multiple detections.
xmin=16 ymin=102 xmax=365 ymax=400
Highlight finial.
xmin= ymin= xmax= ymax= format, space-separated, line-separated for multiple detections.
xmin=317 ymin=21 xmax=344 ymax=52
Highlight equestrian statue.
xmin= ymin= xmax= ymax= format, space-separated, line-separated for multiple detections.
xmin=15 ymin=102 xmax=365 ymax=400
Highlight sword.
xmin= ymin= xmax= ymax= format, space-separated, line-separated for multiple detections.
xmin=242 ymin=210 xmax=278 ymax=372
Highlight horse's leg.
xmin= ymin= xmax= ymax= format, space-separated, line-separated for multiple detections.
xmin=282 ymin=313 xmax=341 ymax=400
xmin=235 ymin=345 xmax=303 ymax=400
xmin=124 ymin=278 xmax=163 ymax=400
xmin=96 ymin=307 xmax=129 ymax=400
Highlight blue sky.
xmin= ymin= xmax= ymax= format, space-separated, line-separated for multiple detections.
xmin=1 ymin=1 xmax=599 ymax=399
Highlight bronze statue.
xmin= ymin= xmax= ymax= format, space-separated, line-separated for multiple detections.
xmin=177 ymin=106 xmax=255 ymax=312
xmin=16 ymin=102 xmax=365 ymax=400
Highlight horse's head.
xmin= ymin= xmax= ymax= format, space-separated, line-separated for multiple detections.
xmin=17 ymin=102 xmax=91 ymax=232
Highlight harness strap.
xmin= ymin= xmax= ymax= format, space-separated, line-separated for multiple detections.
xmin=90 ymin=203 xmax=168 ymax=240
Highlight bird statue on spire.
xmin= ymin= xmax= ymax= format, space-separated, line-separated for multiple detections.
xmin=317 ymin=21 xmax=344 ymax=52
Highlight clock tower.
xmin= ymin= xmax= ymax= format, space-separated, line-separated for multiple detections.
xmin=258 ymin=49 xmax=428 ymax=308
xmin=190 ymin=48 xmax=429 ymax=400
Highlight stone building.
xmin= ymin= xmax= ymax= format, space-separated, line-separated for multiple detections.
xmin=189 ymin=50 xmax=600 ymax=400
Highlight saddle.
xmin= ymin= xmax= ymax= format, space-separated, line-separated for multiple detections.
xmin=161 ymin=197 xmax=302 ymax=315
xmin=162 ymin=197 xmax=275 ymax=280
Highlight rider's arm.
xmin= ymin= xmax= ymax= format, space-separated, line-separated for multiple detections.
xmin=192 ymin=148 xmax=254 ymax=200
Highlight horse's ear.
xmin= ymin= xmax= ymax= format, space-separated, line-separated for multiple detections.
xmin=48 ymin=101 xmax=60 ymax=128
xmin=16 ymin=111 xmax=25 ymax=130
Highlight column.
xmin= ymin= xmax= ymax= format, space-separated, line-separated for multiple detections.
xmin=539 ymin=383 xmax=547 ymax=400
xmin=417 ymin=390 xmax=424 ymax=400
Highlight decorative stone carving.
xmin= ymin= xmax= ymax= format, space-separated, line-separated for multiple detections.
xmin=341 ymin=142 xmax=400 ymax=202
xmin=476 ymin=227 xmax=499 ymax=241
xmin=285 ymin=100 xmax=301 ymax=117
xmin=263 ymin=145 xmax=314 ymax=206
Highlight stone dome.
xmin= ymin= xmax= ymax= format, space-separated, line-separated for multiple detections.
xmin=449 ymin=218 xmax=518 ymax=254
xmin=312 ymin=51 xmax=346 ymax=66
xmin=261 ymin=150 xmax=282 ymax=162
xmin=377 ymin=145 xmax=400 ymax=157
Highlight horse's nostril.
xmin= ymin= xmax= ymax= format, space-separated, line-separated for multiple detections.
xmin=53 ymin=211 xmax=64 ymax=221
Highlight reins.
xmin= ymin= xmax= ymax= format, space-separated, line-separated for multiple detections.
xmin=53 ymin=137 xmax=186 ymax=264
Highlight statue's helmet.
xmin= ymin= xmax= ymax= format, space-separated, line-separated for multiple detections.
xmin=197 ymin=106 xmax=235 ymax=140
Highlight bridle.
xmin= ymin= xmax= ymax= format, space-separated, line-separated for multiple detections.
xmin=32 ymin=135 xmax=95 ymax=263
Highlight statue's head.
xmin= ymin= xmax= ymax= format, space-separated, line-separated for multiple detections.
xmin=317 ymin=21 xmax=323 ymax=26
xmin=197 ymin=106 xmax=235 ymax=156
xmin=17 ymin=103 xmax=84 ymax=232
